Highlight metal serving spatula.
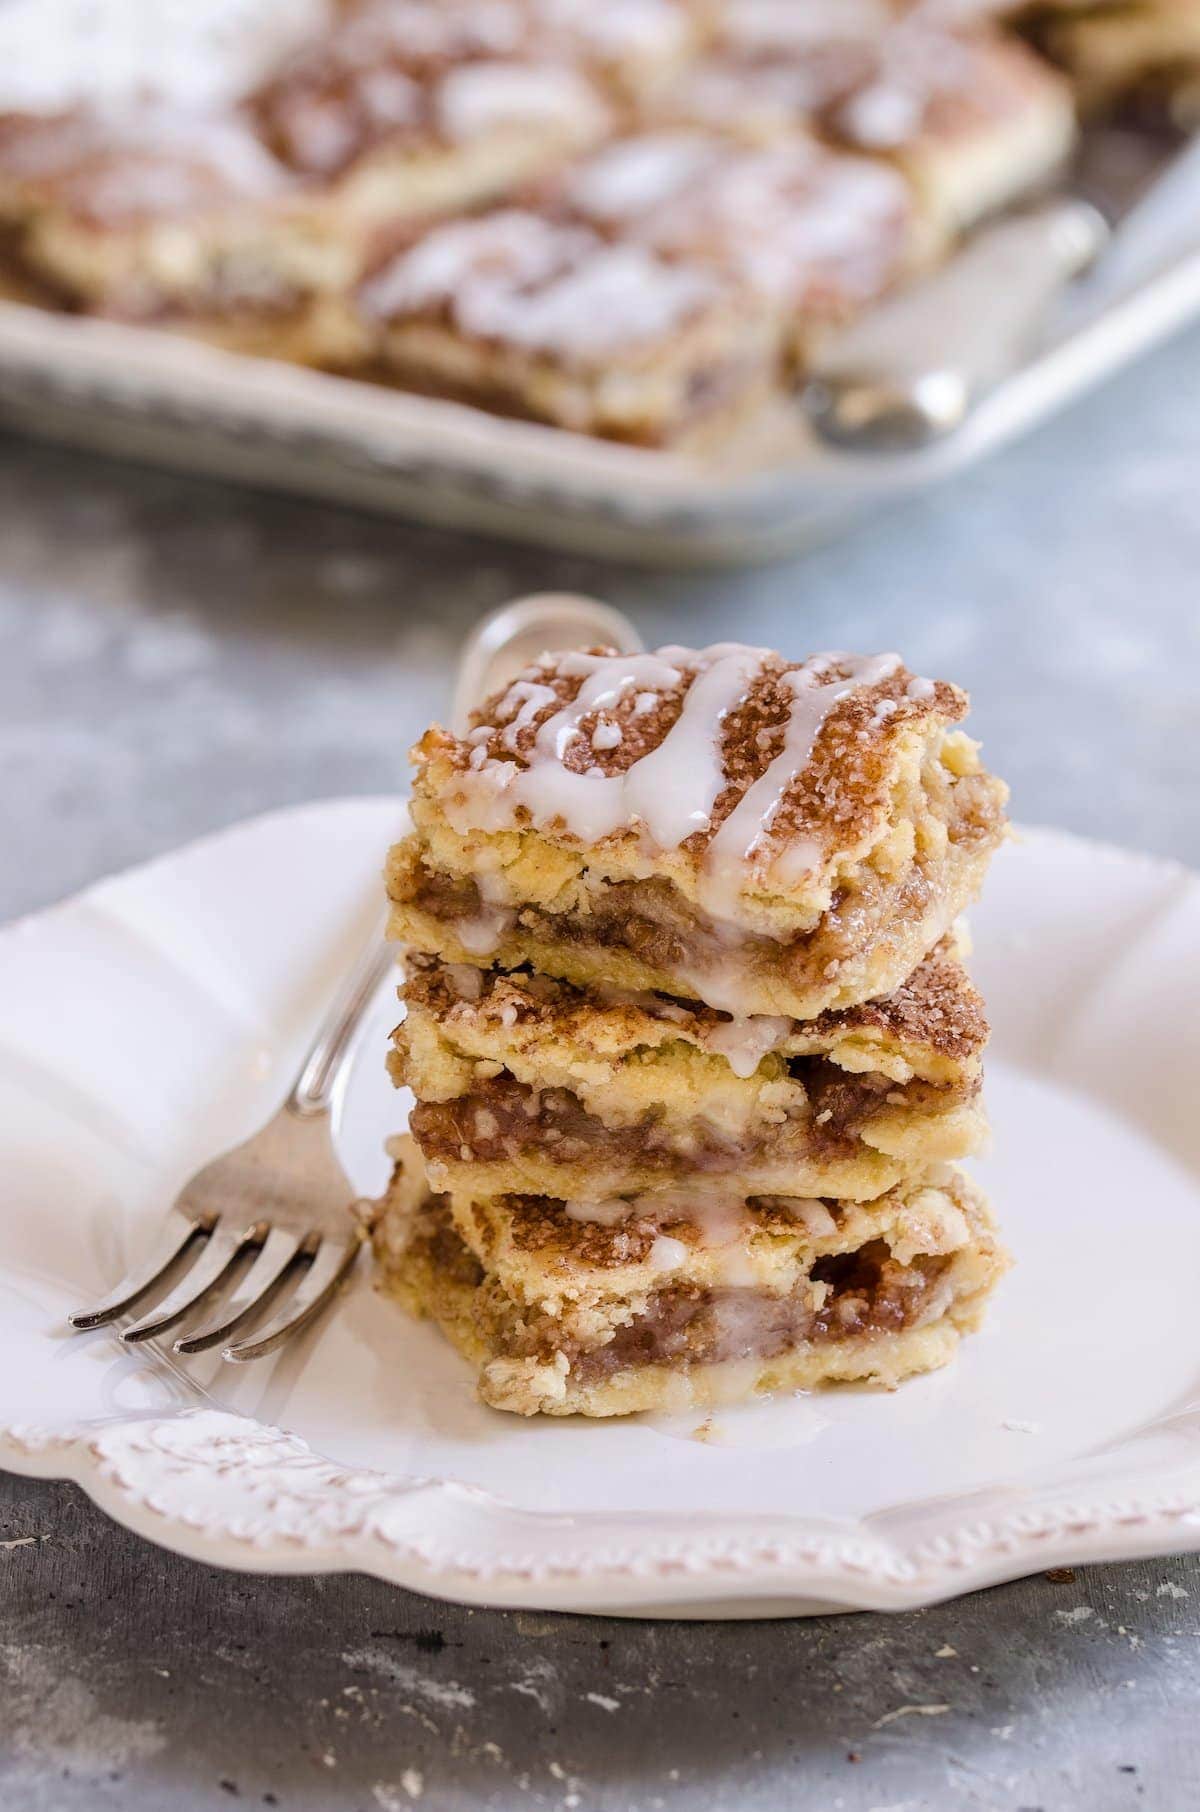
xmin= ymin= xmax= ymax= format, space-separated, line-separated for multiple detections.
xmin=804 ymin=123 xmax=1200 ymax=451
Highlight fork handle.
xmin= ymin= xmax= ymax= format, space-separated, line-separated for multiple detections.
xmin=286 ymin=933 xmax=397 ymax=1117
xmin=286 ymin=592 xmax=642 ymax=1119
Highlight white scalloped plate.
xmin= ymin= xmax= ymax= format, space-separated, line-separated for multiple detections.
xmin=2 ymin=800 xmax=1199 ymax=1618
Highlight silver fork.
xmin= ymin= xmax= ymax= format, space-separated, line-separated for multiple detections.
xmin=69 ymin=590 xmax=642 ymax=1363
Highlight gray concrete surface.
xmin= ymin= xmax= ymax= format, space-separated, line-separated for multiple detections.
xmin=2 ymin=320 xmax=1200 ymax=1810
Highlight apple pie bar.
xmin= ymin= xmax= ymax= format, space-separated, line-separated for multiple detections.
xmin=658 ymin=12 xmax=1077 ymax=237
xmin=346 ymin=210 xmax=782 ymax=445
xmin=545 ymin=129 xmax=928 ymax=358
xmin=0 ymin=104 xmax=339 ymax=346
xmin=395 ymin=937 xmax=988 ymax=1201
xmin=372 ymin=1138 xmax=1007 ymax=1417
xmin=386 ymin=642 xmax=1008 ymax=1020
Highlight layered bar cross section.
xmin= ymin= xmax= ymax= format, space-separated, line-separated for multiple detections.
xmin=371 ymin=635 xmax=1010 ymax=1417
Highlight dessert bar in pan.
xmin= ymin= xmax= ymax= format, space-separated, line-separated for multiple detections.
xmin=0 ymin=0 xmax=1185 ymax=505
xmin=657 ymin=13 xmax=1078 ymax=235
xmin=341 ymin=209 xmax=783 ymax=447
xmin=0 ymin=0 xmax=1087 ymax=451
xmin=0 ymin=0 xmax=620 ymax=334
xmin=246 ymin=0 xmax=618 ymax=232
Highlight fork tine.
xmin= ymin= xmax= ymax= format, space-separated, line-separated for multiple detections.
xmin=120 ymin=1224 xmax=249 ymax=1343
xmin=68 ymin=1209 xmax=208 ymax=1330
xmin=171 ymin=1227 xmax=305 ymax=1355
xmin=222 ymin=1232 xmax=363 ymax=1363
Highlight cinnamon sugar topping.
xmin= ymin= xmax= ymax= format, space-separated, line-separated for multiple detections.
xmin=436 ymin=642 xmax=959 ymax=906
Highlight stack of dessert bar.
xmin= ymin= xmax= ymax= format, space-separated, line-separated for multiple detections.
xmin=374 ymin=637 xmax=1010 ymax=1416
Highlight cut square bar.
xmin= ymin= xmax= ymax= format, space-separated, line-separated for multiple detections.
xmin=395 ymin=936 xmax=989 ymax=1200
xmin=386 ymin=643 xmax=1008 ymax=1020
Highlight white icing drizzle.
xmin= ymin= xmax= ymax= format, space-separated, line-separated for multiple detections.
xmin=0 ymin=0 xmax=330 ymax=114
xmin=362 ymin=212 xmax=719 ymax=360
xmin=703 ymin=1014 xmax=792 ymax=1079
xmin=451 ymin=646 xmax=762 ymax=845
xmin=785 ymin=1198 xmax=839 ymax=1240
xmin=563 ymin=131 xmax=721 ymax=224
xmin=660 ymin=1189 xmax=757 ymax=1286
xmin=562 ymin=133 xmax=908 ymax=313
xmin=685 ymin=145 xmax=908 ymax=306
xmin=832 ymin=20 xmax=980 ymax=152
xmin=843 ymin=79 xmax=923 ymax=148
xmin=563 ymin=1196 xmax=636 ymax=1228
xmin=436 ymin=60 xmax=606 ymax=143
xmin=617 ymin=645 xmax=769 ymax=847
xmin=361 ymin=209 xmax=584 ymax=320
xmin=496 ymin=679 xmax=558 ymax=753
xmin=698 ymin=650 xmax=902 ymax=916
xmin=447 ymin=642 xmax=919 ymax=925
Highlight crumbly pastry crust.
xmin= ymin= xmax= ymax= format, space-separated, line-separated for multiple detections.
xmin=387 ymin=643 xmax=1008 ymax=1019
xmin=370 ymin=1141 xmax=1007 ymax=1417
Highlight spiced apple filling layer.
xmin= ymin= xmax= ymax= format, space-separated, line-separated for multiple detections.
xmin=370 ymin=1148 xmax=1006 ymax=1417
xmin=404 ymin=1065 xmax=984 ymax=1200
